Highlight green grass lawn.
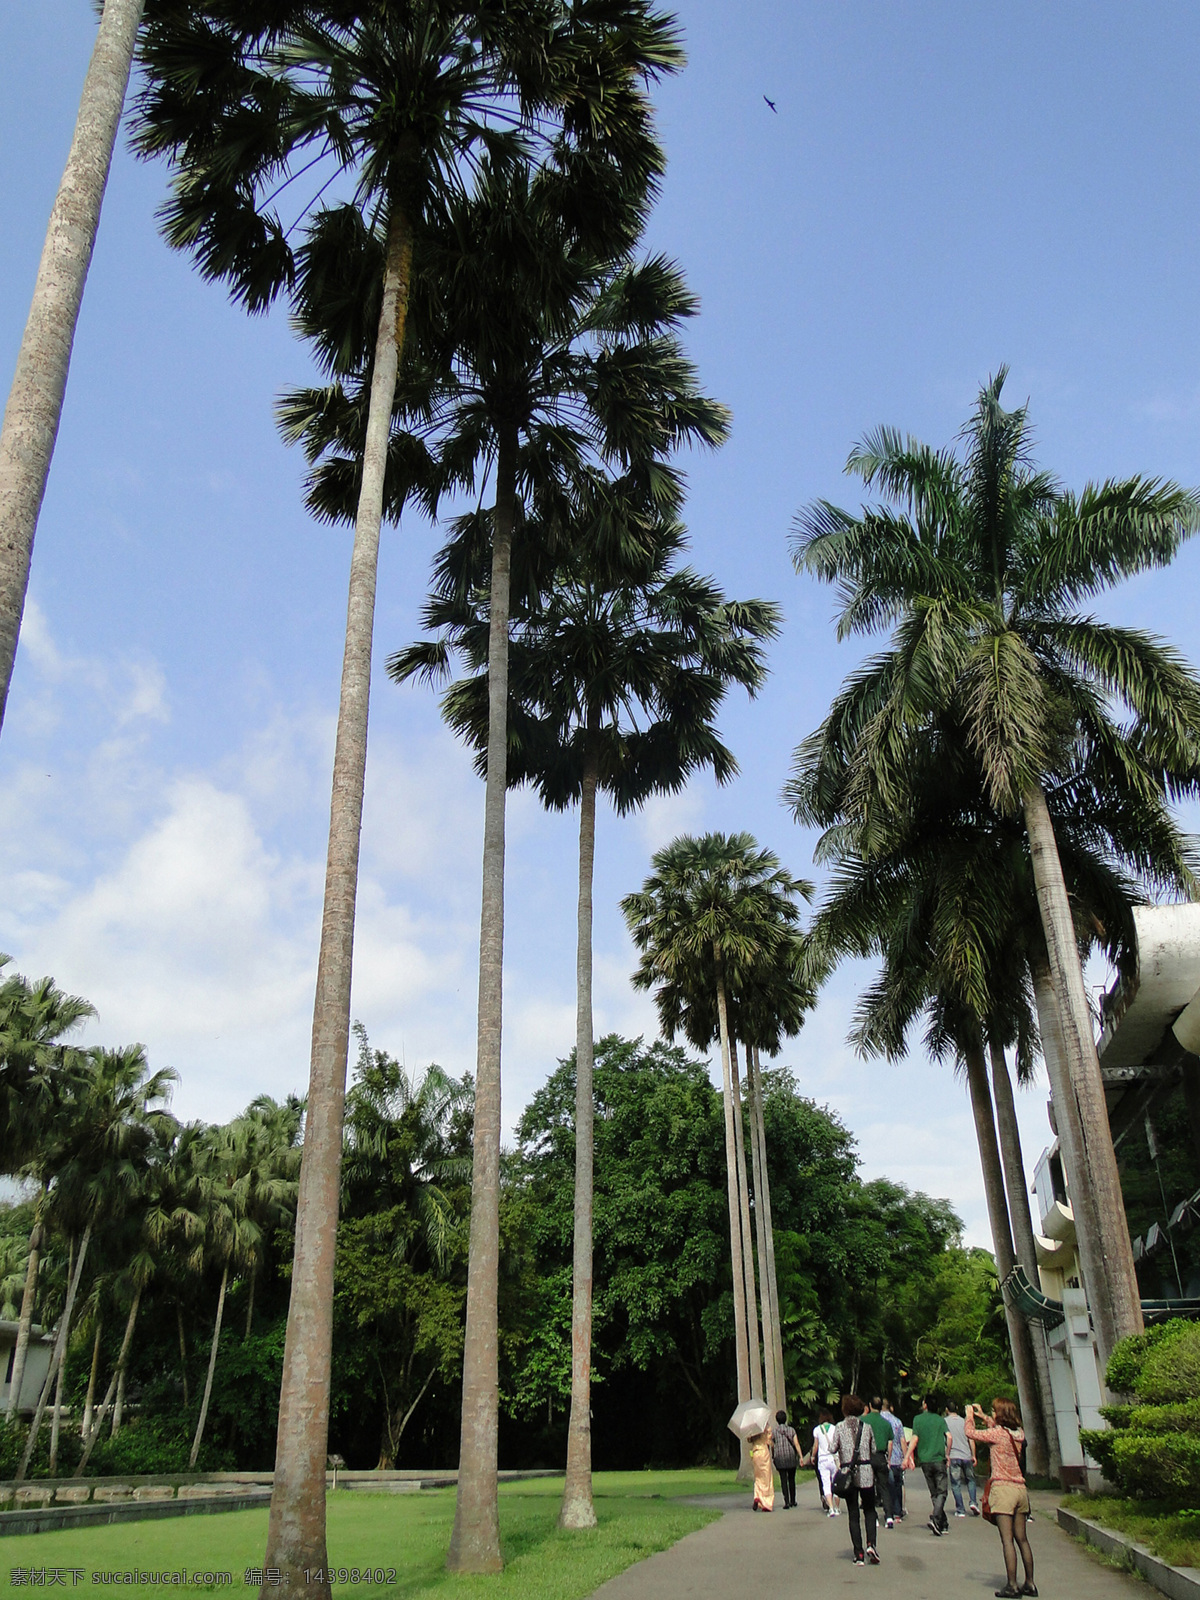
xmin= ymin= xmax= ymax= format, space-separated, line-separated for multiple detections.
xmin=1 ymin=1472 xmax=734 ymax=1598
xmin=1069 ymin=1494 xmax=1200 ymax=1569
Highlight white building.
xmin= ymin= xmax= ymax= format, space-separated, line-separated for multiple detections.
xmin=1022 ymin=903 xmax=1200 ymax=1487
xmin=0 ymin=1321 xmax=53 ymax=1415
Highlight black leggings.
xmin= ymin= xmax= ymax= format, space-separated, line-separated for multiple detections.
xmin=777 ymin=1467 xmax=796 ymax=1507
xmin=996 ymin=1511 xmax=1034 ymax=1590
xmin=844 ymin=1485 xmax=877 ymax=1557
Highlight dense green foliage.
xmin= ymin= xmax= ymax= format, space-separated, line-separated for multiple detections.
xmin=1 ymin=1005 xmax=1012 ymax=1476
xmin=1082 ymin=1318 xmax=1200 ymax=1503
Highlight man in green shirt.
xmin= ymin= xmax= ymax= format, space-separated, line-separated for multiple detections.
xmin=903 ymin=1396 xmax=951 ymax=1534
xmin=863 ymin=1398 xmax=896 ymax=1527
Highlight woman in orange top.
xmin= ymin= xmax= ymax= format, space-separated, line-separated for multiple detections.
xmin=966 ymin=1400 xmax=1035 ymax=1598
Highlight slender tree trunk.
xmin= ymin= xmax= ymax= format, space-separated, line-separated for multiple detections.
xmin=561 ymin=745 xmax=599 ymax=1531
xmin=78 ymin=1287 xmax=141 ymax=1472
xmin=177 ymin=1302 xmax=189 ymax=1409
xmin=112 ymin=1364 xmax=126 ymax=1436
xmin=745 ymin=1045 xmax=776 ymax=1409
xmin=17 ymin=1221 xmax=91 ymax=1481
xmin=962 ymin=1043 xmax=1049 ymax=1477
xmin=750 ymin=1046 xmax=786 ymax=1413
xmin=0 ymin=0 xmax=145 ymax=730
xmin=989 ymin=1039 xmax=1062 ymax=1481
xmin=245 ymin=1264 xmax=257 ymax=1340
xmin=262 ymin=204 xmax=413 ymax=1595
xmin=49 ymin=1336 xmax=67 ymax=1476
xmin=6 ymin=1205 xmax=44 ymax=1423
xmin=713 ymin=957 xmax=753 ymax=1479
xmin=729 ymin=1040 xmax=763 ymax=1401
xmin=190 ymin=1264 xmax=228 ymax=1469
xmin=1022 ymin=782 xmax=1142 ymax=1369
xmin=447 ymin=424 xmax=518 ymax=1574
xmin=82 ymin=1318 xmax=102 ymax=1438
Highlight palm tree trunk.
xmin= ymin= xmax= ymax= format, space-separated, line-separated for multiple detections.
xmin=750 ymin=1045 xmax=786 ymax=1412
xmin=78 ymin=1286 xmax=141 ymax=1473
xmin=0 ymin=0 xmax=144 ymax=730
xmin=177 ymin=1302 xmax=189 ymax=1409
xmin=561 ymin=745 xmax=599 ymax=1531
xmin=713 ymin=956 xmax=753 ymax=1480
xmin=263 ymin=203 xmax=413 ymax=1594
xmin=49 ymin=1337 xmax=67 ymax=1476
xmin=17 ymin=1220 xmax=91 ymax=1481
xmin=988 ymin=1039 xmax=1062 ymax=1481
xmin=112 ymin=1364 xmax=126 ymax=1435
xmin=6 ymin=1206 xmax=44 ymax=1423
xmin=1022 ymin=782 xmax=1142 ymax=1370
xmin=190 ymin=1264 xmax=228 ymax=1469
xmin=82 ymin=1317 xmax=102 ymax=1438
xmin=729 ymin=1039 xmax=763 ymax=1401
xmin=962 ymin=1043 xmax=1049 ymax=1476
xmin=745 ymin=1045 xmax=776 ymax=1409
xmin=245 ymin=1264 xmax=257 ymax=1340
xmin=447 ymin=423 xmax=518 ymax=1574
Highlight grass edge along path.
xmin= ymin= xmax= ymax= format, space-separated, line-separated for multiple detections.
xmin=1065 ymin=1494 xmax=1200 ymax=1570
xmin=1 ymin=1471 xmax=734 ymax=1598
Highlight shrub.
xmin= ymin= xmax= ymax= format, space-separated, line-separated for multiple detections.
xmin=1139 ymin=1323 xmax=1200 ymax=1404
xmin=1106 ymin=1432 xmax=1200 ymax=1501
xmin=1129 ymin=1398 xmax=1200 ymax=1435
xmin=1105 ymin=1319 xmax=1191 ymax=1396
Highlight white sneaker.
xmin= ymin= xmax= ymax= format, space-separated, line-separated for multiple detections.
xmin=955 ymin=1511 xmax=966 ymax=1517
xmin=828 ymin=1509 xmax=838 ymax=1518
xmin=885 ymin=1518 xmax=894 ymax=1529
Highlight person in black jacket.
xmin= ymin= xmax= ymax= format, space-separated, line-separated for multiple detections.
xmin=770 ymin=1410 xmax=800 ymax=1508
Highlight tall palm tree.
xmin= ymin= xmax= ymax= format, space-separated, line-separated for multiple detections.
xmin=16 ymin=1043 xmax=176 ymax=1480
xmin=355 ymin=184 xmax=715 ymax=1562
xmin=392 ymin=511 xmax=777 ymax=1525
xmin=0 ymin=0 xmax=145 ymax=730
xmin=790 ymin=370 xmax=1200 ymax=1369
xmin=136 ymin=7 xmax=680 ymax=1577
xmin=0 ymin=969 xmax=94 ymax=1424
xmin=804 ymin=697 xmax=1197 ymax=1462
xmin=622 ymin=835 xmax=812 ymax=1458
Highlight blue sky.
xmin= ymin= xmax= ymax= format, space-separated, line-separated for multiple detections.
xmin=3 ymin=2 xmax=1199 ymax=1246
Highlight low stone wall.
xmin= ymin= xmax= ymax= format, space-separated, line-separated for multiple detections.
xmin=1057 ymin=1505 xmax=1200 ymax=1600
xmin=0 ymin=1468 xmax=558 ymax=1536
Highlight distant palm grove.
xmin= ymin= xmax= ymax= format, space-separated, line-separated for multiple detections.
xmin=2 ymin=0 xmax=1200 ymax=1592
xmin=0 ymin=1000 xmax=1011 ymax=1480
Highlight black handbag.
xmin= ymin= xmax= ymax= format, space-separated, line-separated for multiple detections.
xmin=831 ymin=1420 xmax=864 ymax=1497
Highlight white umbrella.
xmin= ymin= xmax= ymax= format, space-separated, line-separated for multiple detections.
xmin=728 ymin=1399 xmax=771 ymax=1440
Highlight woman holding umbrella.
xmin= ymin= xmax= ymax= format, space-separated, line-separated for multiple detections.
xmin=728 ymin=1400 xmax=775 ymax=1511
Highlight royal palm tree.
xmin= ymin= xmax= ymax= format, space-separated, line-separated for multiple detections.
xmin=392 ymin=509 xmax=777 ymax=1525
xmin=805 ymin=698 xmax=1197 ymax=1463
xmin=790 ymin=370 xmax=1200 ymax=1368
xmin=0 ymin=0 xmax=145 ymax=730
xmin=622 ymin=835 xmax=812 ymax=1460
xmin=136 ymin=6 xmax=680 ymax=1575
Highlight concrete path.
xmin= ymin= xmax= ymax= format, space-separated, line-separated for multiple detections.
xmin=594 ymin=1486 xmax=1144 ymax=1600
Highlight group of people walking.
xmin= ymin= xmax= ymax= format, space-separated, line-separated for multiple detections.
xmin=747 ymin=1394 xmax=1036 ymax=1596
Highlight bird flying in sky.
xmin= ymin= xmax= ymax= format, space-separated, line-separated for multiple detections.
xmin=764 ymin=96 xmax=777 ymax=112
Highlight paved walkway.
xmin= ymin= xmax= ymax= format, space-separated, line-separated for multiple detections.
xmin=594 ymin=1486 xmax=1144 ymax=1600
